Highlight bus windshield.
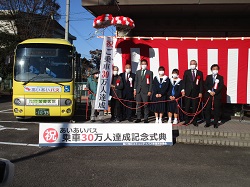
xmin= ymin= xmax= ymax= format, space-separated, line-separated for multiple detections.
xmin=14 ymin=44 xmax=73 ymax=82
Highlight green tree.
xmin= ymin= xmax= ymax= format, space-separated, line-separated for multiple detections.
xmin=81 ymin=57 xmax=94 ymax=81
xmin=0 ymin=31 xmax=19 ymax=79
xmin=89 ymin=49 xmax=102 ymax=70
xmin=0 ymin=0 xmax=60 ymax=40
xmin=0 ymin=0 xmax=61 ymax=79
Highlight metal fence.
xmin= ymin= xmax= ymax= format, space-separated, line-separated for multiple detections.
xmin=74 ymin=82 xmax=89 ymax=103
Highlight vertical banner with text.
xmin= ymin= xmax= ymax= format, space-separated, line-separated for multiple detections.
xmin=95 ymin=36 xmax=113 ymax=110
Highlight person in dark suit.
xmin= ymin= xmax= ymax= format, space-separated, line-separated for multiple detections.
xmin=204 ymin=64 xmax=224 ymax=128
xmin=110 ymin=66 xmax=123 ymax=122
xmin=167 ymin=69 xmax=183 ymax=124
xmin=134 ymin=59 xmax=153 ymax=123
xmin=150 ymin=66 xmax=170 ymax=124
xmin=120 ymin=64 xmax=135 ymax=122
xmin=182 ymin=60 xmax=203 ymax=126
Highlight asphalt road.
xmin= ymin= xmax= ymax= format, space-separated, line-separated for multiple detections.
xmin=0 ymin=96 xmax=250 ymax=187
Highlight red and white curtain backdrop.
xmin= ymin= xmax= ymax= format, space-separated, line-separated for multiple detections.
xmin=112 ymin=37 xmax=250 ymax=104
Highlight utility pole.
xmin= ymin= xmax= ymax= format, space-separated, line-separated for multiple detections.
xmin=65 ymin=0 xmax=70 ymax=41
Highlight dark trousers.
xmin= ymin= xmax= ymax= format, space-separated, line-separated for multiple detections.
xmin=136 ymin=92 xmax=149 ymax=120
xmin=205 ymin=96 xmax=221 ymax=124
xmin=111 ymin=97 xmax=121 ymax=120
xmin=122 ymin=98 xmax=133 ymax=119
xmin=184 ymin=91 xmax=199 ymax=123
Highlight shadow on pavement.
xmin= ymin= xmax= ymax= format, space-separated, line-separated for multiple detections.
xmin=10 ymin=147 xmax=65 ymax=164
xmin=172 ymin=130 xmax=179 ymax=145
xmin=17 ymin=117 xmax=74 ymax=123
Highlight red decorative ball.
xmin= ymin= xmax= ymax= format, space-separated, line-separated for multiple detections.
xmin=93 ymin=14 xmax=113 ymax=29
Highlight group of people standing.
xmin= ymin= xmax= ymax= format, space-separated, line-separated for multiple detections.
xmin=86 ymin=59 xmax=224 ymax=128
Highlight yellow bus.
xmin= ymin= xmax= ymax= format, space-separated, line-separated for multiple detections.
xmin=13 ymin=38 xmax=76 ymax=119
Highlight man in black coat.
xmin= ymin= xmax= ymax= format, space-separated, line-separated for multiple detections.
xmin=204 ymin=64 xmax=224 ymax=128
xmin=120 ymin=64 xmax=135 ymax=122
xmin=182 ymin=60 xmax=203 ymax=126
xmin=110 ymin=66 xmax=123 ymax=122
xmin=134 ymin=59 xmax=153 ymax=123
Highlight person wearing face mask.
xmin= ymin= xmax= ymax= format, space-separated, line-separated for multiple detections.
xmin=182 ymin=60 xmax=204 ymax=126
xmin=204 ymin=64 xmax=224 ymax=128
xmin=85 ymin=69 xmax=104 ymax=122
xmin=167 ymin=69 xmax=183 ymax=124
xmin=150 ymin=66 xmax=170 ymax=124
xmin=134 ymin=59 xmax=153 ymax=123
xmin=110 ymin=66 xmax=124 ymax=122
xmin=119 ymin=64 xmax=136 ymax=122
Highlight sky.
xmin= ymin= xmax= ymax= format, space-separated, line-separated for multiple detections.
xmin=57 ymin=0 xmax=116 ymax=59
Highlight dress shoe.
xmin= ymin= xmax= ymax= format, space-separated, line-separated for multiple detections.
xmin=204 ymin=123 xmax=210 ymax=127
xmin=128 ymin=119 xmax=133 ymax=122
xmin=214 ymin=124 xmax=219 ymax=128
xmin=109 ymin=118 xmax=115 ymax=122
xmin=144 ymin=119 xmax=149 ymax=123
xmin=193 ymin=122 xmax=198 ymax=127
xmin=115 ymin=119 xmax=121 ymax=123
xmin=134 ymin=119 xmax=141 ymax=123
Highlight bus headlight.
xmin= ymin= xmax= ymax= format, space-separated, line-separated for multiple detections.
xmin=14 ymin=98 xmax=21 ymax=105
xmin=66 ymin=108 xmax=71 ymax=113
xmin=65 ymin=99 xmax=72 ymax=106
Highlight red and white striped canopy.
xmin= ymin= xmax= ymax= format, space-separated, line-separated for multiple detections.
xmin=113 ymin=37 xmax=250 ymax=104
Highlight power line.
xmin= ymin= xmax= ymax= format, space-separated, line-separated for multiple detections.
xmin=59 ymin=10 xmax=89 ymax=17
xmin=107 ymin=26 xmax=116 ymax=36
xmin=69 ymin=23 xmax=98 ymax=50
xmin=69 ymin=18 xmax=94 ymax=21
xmin=81 ymin=53 xmax=92 ymax=58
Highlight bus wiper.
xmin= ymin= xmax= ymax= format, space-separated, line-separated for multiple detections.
xmin=44 ymin=80 xmax=64 ymax=87
xmin=23 ymin=75 xmax=39 ymax=85
xmin=23 ymin=74 xmax=64 ymax=86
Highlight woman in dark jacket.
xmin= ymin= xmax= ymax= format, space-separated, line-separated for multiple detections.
xmin=167 ymin=69 xmax=183 ymax=124
xmin=150 ymin=66 xmax=170 ymax=124
xmin=109 ymin=66 xmax=123 ymax=122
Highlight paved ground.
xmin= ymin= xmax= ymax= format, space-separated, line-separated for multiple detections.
xmin=0 ymin=144 xmax=250 ymax=187
xmin=1 ymin=95 xmax=250 ymax=186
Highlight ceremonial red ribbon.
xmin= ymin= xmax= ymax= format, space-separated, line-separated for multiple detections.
xmin=196 ymin=75 xmax=200 ymax=85
xmin=116 ymin=79 xmax=120 ymax=86
xmin=129 ymin=79 xmax=132 ymax=87
xmin=214 ymin=82 xmax=218 ymax=89
xmin=214 ymin=79 xmax=219 ymax=90
xmin=146 ymin=74 xmax=150 ymax=84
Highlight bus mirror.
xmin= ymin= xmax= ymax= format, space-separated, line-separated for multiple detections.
xmin=0 ymin=159 xmax=14 ymax=186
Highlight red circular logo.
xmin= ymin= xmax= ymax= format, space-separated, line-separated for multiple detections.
xmin=43 ymin=128 xmax=59 ymax=143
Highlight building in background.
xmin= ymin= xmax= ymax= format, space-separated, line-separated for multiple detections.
xmin=0 ymin=10 xmax=76 ymax=43
xmin=0 ymin=10 xmax=76 ymax=92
